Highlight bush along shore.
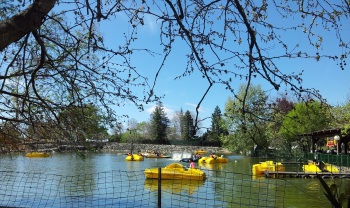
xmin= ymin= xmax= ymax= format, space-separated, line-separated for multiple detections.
xmin=102 ymin=142 xmax=232 ymax=155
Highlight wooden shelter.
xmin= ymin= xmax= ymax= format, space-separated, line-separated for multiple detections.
xmin=299 ymin=128 xmax=350 ymax=154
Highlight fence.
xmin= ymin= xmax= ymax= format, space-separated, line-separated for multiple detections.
xmin=0 ymin=167 xmax=341 ymax=208
xmin=0 ymin=169 xmax=288 ymax=208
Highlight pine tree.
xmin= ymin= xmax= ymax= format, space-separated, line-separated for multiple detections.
xmin=149 ymin=102 xmax=170 ymax=144
xmin=182 ymin=110 xmax=195 ymax=141
xmin=211 ymin=106 xmax=222 ymax=135
xmin=208 ymin=106 xmax=227 ymax=145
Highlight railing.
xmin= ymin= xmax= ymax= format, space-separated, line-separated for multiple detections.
xmin=307 ymin=153 xmax=350 ymax=168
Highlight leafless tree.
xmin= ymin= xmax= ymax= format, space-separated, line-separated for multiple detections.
xmin=0 ymin=0 xmax=348 ymax=145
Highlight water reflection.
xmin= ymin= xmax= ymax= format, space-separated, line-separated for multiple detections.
xmin=198 ymin=162 xmax=227 ymax=171
xmin=144 ymin=179 xmax=204 ymax=195
xmin=171 ymin=152 xmax=193 ymax=161
xmin=125 ymin=159 xmax=144 ymax=171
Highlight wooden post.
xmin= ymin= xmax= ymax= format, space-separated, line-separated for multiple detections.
xmin=158 ymin=167 xmax=161 ymax=208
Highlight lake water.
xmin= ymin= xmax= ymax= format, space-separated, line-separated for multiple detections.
xmin=0 ymin=152 xmax=337 ymax=207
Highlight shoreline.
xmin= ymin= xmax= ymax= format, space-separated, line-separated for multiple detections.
xmin=102 ymin=142 xmax=233 ymax=155
xmin=3 ymin=142 xmax=233 ymax=155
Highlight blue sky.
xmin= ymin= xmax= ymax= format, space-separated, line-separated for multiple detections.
xmin=70 ymin=2 xmax=350 ymax=133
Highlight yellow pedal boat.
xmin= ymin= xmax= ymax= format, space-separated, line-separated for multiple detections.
xmin=302 ymin=160 xmax=339 ymax=173
xmin=198 ymin=156 xmax=228 ymax=164
xmin=195 ymin=150 xmax=207 ymax=154
xmin=125 ymin=154 xmax=144 ymax=161
xmin=144 ymin=163 xmax=206 ymax=181
xmin=144 ymin=154 xmax=171 ymax=158
xmin=25 ymin=152 xmax=50 ymax=158
xmin=252 ymin=161 xmax=285 ymax=175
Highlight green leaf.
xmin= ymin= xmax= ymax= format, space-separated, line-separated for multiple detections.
xmin=338 ymin=193 xmax=347 ymax=206
xmin=317 ymin=174 xmax=341 ymax=207
xmin=330 ymin=184 xmax=338 ymax=195
xmin=344 ymin=183 xmax=350 ymax=195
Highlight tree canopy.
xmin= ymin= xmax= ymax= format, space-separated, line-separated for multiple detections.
xmin=58 ymin=104 xmax=109 ymax=141
xmin=222 ymin=84 xmax=270 ymax=153
xmin=1 ymin=0 xmax=349 ymax=144
xmin=280 ymin=100 xmax=332 ymax=150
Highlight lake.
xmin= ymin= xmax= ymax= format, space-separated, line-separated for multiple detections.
xmin=0 ymin=151 xmax=337 ymax=207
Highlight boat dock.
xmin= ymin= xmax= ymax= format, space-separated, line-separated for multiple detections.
xmin=264 ymin=171 xmax=350 ymax=179
xmin=280 ymin=162 xmax=307 ymax=165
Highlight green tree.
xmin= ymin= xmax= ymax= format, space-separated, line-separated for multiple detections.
xmin=136 ymin=121 xmax=152 ymax=141
xmin=118 ymin=120 xmax=153 ymax=143
xmin=149 ymin=102 xmax=169 ymax=144
xmin=58 ymin=104 xmax=109 ymax=142
xmin=120 ymin=128 xmax=138 ymax=144
xmin=331 ymin=99 xmax=350 ymax=137
xmin=280 ymin=100 xmax=332 ymax=153
xmin=222 ymin=84 xmax=270 ymax=154
xmin=267 ymin=95 xmax=295 ymax=153
xmin=181 ymin=110 xmax=195 ymax=141
xmin=109 ymin=123 xmax=124 ymax=142
xmin=207 ymin=106 xmax=227 ymax=146
xmin=120 ymin=118 xmax=139 ymax=143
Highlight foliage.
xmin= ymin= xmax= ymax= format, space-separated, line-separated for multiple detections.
xmin=149 ymin=102 xmax=169 ymax=144
xmin=317 ymin=174 xmax=350 ymax=208
xmin=58 ymin=104 xmax=109 ymax=142
xmin=273 ymin=96 xmax=295 ymax=116
xmin=331 ymin=100 xmax=350 ymax=137
xmin=0 ymin=122 xmax=22 ymax=151
xmin=221 ymin=131 xmax=253 ymax=155
xmin=120 ymin=129 xmax=136 ymax=143
xmin=222 ymin=84 xmax=270 ymax=153
xmin=280 ymin=100 xmax=332 ymax=151
xmin=135 ymin=121 xmax=152 ymax=141
xmin=267 ymin=95 xmax=295 ymax=152
xmin=109 ymin=123 xmax=124 ymax=142
xmin=1 ymin=0 xmax=349 ymax=147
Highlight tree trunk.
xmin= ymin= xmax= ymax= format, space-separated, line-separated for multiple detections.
xmin=0 ymin=0 xmax=57 ymax=51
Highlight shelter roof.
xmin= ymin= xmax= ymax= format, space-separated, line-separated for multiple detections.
xmin=299 ymin=128 xmax=341 ymax=137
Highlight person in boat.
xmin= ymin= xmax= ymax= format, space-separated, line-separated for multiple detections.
xmin=153 ymin=150 xmax=160 ymax=156
xmin=313 ymin=159 xmax=327 ymax=172
xmin=127 ymin=152 xmax=134 ymax=160
xmin=318 ymin=160 xmax=327 ymax=172
xmin=195 ymin=153 xmax=201 ymax=159
xmin=189 ymin=158 xmax=195 ymax=168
